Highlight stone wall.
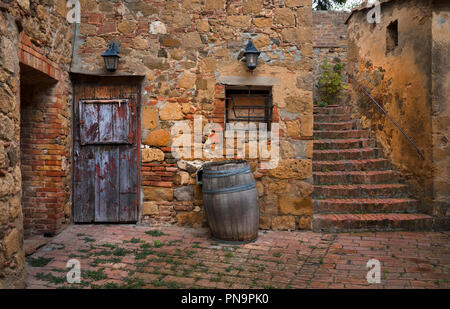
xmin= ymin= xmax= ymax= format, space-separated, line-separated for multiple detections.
xmin=0 ymin=0 xmax=73 ymax=288
xmin=431 ymin=0 xmax=450 ymax=229
xmin=312 ymin=10 xmax=349 ymax=104
xmin=74 ymin=0 xmax=314 ymax=231
xmin=346 ymin=0 xmax=436 ymax=219
xmin=0 ymin=8 xmax=23 ymax=289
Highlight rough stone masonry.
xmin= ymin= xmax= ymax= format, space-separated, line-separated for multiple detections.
xmin=0 ymin=0 xmax=314 ymax=288
xmin=0 ymin=0 xmax=73 ymax=288
xmin=73 ymin=0 xmax=315 ymax=231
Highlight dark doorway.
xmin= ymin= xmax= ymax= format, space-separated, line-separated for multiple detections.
xmin=20 ymin=63 xmax=58 ymax=237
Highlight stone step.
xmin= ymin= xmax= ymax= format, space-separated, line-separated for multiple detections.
xmin=315 ymin=114 xmax=353 ymax=122
xmin=314 ymin=130 xmax=369 ymax=139
xmin=314 ymin=139 xmax=375 ymax=150
xmin=313 ymin=121 xmax=360 ymax=131
xmin=313 ymin=159 xmax=391 ymax=172
xmin=313 ymin=184 xmax=410 ymax=198
xmin=313 ymin=198 xmax=418 ymax=213
xmin=314 ymin=106 xmax=352 ymax=115
xmin=313 ymin=148 xmax=381 ymax=161
xmin=312 ymin=213 xmax=433 ymax=233
xmin=313 ymin=170 xmax=399 ymax=184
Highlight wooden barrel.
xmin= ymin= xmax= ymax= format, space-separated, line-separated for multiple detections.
xmin=201 ymin=160 xmax=259 ymax=243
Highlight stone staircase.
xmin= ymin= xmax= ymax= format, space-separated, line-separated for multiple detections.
xmin=312 ymin=104 xmax=432 ymax=233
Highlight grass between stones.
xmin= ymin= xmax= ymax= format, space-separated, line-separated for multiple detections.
xmin=27 ymin=257 xmax=54 ymax=267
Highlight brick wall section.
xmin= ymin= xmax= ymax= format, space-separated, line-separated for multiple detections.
xmin=312 ymin=11 xmax=349 ymax=104
xmin=313 ymin=11 xmax=349 ymax=48
xmin=18 ymin=33 xmax=71 ymax=237
xmin=75 ymin=0 xmax=314 ymax=231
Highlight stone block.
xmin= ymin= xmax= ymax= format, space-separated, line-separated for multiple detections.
xmin=259 ymin=216 xmax=271 ymax=230
xmin=118 ymin=21 xmax=137 ymax=34
xmin=159 ymin=103 xmax=184 ymax=121
xmin=143 ymin=187 xmax=174 ymax=201
xmin=142 ymin=202 xmax=159 ymax=216
xmin=243 ymin=0 xmax=262 ymax=14
xmin=275 ymin=8 xmax=295 ymax=26
xmin=176 ymin=211 xmax=204 ymax=228
xmin=252 ymin=17 xmax=272 ymax=28
xmin=226 ymin=16 xmax=251 ymax=28
xmin=142 ymin=148 xmax=165 ymax=162
xmin=5 ymin=228 xmax=20 ymax=258
xmin=174 ymin=171 xmax=191 ymax=185
xmin=181 ymin=32 xmax=203 ymax=49
xmin=174 ymin=186 xmax=194 ymax=201
xmin=142 ymin=106 xmax=158 ymax=130
xmin=298 ymin=216 xmax=312 ymax=230
xmin=143 ymin=56 xmax=170 ymax=70
xmin=205 ymin=0 xmax=225 ymax=10
xmin=279 ymin=196 xmax=313 ymax=216
xmin=178 ymin=72 xmax=196 ymax=89
xmin=272 ymin=216 xmax=296 ymax=231
xmin=268 ymin=159 xmax=312 ymax=179
xmin=286 ymin=120 xmax=301 ymax=137
xmin=197 ymin=20 xmax=210 ymax=32
xmin=143 ymin=129 xmax=171 ymax=147
xmin=300 ymin=115 xmax=313 ymax=137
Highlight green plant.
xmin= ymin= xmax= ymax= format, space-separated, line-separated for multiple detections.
xmin=145 ymin=230 xmax=164 ymax=237
xmin=317 ymin=60 xmax=347 ymax=105
xmin=154 ymin=240 xmax=163 ymax=248
xmin=27 ymin=257 xmax=53 ymax=267
xmin=35 ymin=272 xmax=65 ymax=285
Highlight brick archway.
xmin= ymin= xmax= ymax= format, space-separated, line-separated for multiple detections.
xmin=18 ymin=32 xmax=68 ymax=237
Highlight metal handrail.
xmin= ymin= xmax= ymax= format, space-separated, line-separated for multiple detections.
xmin=347 ymin=74 xmax=425 ymax=159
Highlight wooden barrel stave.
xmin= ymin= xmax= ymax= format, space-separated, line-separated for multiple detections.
xmin=202 ymin=160 xmax=259 ymax=242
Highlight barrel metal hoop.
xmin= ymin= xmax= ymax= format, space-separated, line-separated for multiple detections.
xmin=202 ymin=167 xmax=251 ymax=178
xmin=202 ymin=182 xmax=256 ymax=194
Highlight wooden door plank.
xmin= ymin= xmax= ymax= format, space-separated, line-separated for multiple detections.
xmin=112 ymin=101 xmax=129 ymax=143
xmin=95 ymin=146 xmax=120 ymax=222
xmin=98 ymin=103 xmax=113 ymax=143
xmin=80 ymin=103 xmax=99 ymax=144
xmin=73 ymin=147 xmax=95 ymax=222
xmin=119 ymin=193 xmax=138 ymax=222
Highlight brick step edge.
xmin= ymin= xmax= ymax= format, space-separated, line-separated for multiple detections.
xmin=313 ymin=122 xmax=361 ymax=130
xmin=313 ymin=170 xmax=399 ymax=184
xmin=314 ymin=130 xmax=370 ymax=139
xmin=313 ymin=159 xmax=391 ymax=172
xmin=313 ymin=148 xmax=381 ymax=161
xmin=312 ymin=213 xmax=432 ymax=233
xmin=314 ymin=139 xmax=376 ymax=150
xmin=313 ymin=198 xmax=418 ymax=214
xmin=313 ymin=184 xmax=409 ymax=198
xmin=315 ymin=115 xmax=353 ymax=122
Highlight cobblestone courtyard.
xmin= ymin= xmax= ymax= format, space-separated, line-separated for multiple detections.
xmin=23 ymin=225 xmax=450 ymax=289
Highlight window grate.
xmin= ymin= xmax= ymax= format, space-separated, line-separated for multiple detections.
xmin=225 ymin=87 xmax=273 ymax=127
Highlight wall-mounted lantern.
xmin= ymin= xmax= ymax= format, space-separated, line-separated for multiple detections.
xmin=243 ymin=40 xmax=261 ymax=71
xmin=102 ymin=42 xmax=120 ymax=72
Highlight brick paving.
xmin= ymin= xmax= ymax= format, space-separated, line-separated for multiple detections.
xmin=24 ymin=225 xmax=450 ymax=289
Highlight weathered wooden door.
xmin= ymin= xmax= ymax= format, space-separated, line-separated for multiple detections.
xmin=72 ymin=75 xmax=142 ymax=223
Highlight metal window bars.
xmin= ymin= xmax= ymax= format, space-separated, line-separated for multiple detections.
xmin=225 ymin=91 xmax=273 ymax=127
